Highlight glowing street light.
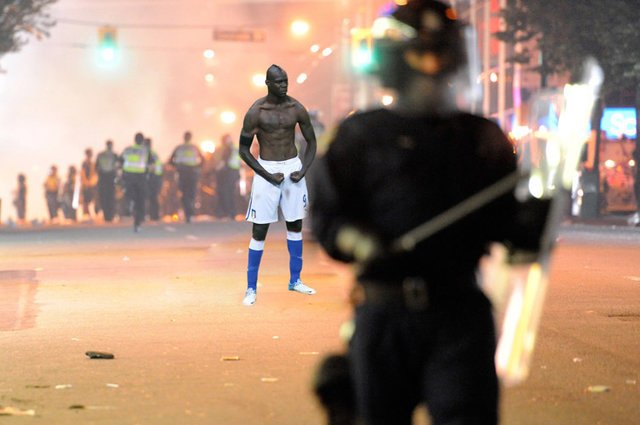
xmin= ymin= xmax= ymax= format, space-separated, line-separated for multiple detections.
xmin=381 ymin=94 xmax=394 ymax=106
xmin=220 ymin=110 xmax=237 ymax=125
xmin=252 ymin=73 xmax=265 ymax=88
xmin=203 ymin=49 xmax=215 ymax=59
xmin=290 ymin=19 xmax=310 ymax=37
xmin=201 ymin=139 xmax=216 ymax=154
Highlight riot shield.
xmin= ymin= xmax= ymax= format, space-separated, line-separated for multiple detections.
xmin=493 ymin=59 xmax=603 ymax=386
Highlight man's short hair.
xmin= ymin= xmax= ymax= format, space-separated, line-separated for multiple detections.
xmin=266 ymin=64 xmax=285 ymax=81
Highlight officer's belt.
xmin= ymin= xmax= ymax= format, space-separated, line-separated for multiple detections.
xmin=359 ymin=272 xmax=476 ymax=310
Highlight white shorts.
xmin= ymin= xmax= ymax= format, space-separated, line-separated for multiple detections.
xmin=245 ymin=157 xmax=309 ymax=224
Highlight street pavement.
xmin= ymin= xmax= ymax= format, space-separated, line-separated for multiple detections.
xmin=0 ymin=218 xmax=639 ymax=424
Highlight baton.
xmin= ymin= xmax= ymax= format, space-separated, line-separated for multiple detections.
xmin=391 ymin=170 xmax=522 ymax=253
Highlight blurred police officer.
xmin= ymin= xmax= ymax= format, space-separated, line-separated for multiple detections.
xmin=146 ymin=137 xmax=163 ymax=221
xmin=312 ymin=1 xmax=548 ymax=424
xmin=120 ymin=132 xmax=152 ymax=232
xmin=96 ymin=139 xmax=118 ymax=222
xmin=216 ymin=133 xmax=241 ymax=220
xmin=170 ymin=131 xmax=204 ymax=223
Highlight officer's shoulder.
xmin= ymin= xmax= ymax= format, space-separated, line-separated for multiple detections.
xmin=454 ymin=112 xmax=502 ymax=130
xmin=339 ymin=108 xmax=392 ymax=129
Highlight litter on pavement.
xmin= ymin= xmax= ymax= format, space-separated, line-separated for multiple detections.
xmin=0 ymin=406 xmax=36 ymax=416
xmin=85 ymin=351 xmax=115 ymax=359
xmin=586 ymin=385 xmax=611 ymax=393
xmin=220 ymin=356 xmax=240 ymax=361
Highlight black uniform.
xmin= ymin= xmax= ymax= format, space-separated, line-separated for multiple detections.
xmin=96 ymin=149 xmax=118 ymax=222
xmin=312 ymin=109 xmax=525 ymax=425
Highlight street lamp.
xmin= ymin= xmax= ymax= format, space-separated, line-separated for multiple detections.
xmin=220 ymin=110 xmax=237 ymax=125
xmin=252 ymin=73 xmax=264 ymax=88
xmin=290 ymin=19 xmax=310 ymax=38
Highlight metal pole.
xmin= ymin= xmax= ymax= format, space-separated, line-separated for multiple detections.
xmin=498 ymin=0 xmax=507 ymax=127
xmin=482 ymin=0 xmax=490 ymax=117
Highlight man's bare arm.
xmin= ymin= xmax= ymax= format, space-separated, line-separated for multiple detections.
xmin=290 ymin=105 xmax=317 ymax=183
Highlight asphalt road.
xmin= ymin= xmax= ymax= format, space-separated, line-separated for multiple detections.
xmin=0 ymin=219 xmax=639 ymax=424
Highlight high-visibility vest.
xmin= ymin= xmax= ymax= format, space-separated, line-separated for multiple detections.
xmin=97 ymin=151 xmax=118 ymax=173
xmin=173 ymin=144 xmax=201 ymax=167
xmin=228 ymin=147 xmax=241 ymax=170
xmin=45 ymin=175 xmax=60 ymax=192
xmin=122 ymin=145 xmax=149 ymax=174
xmin=81 ymin=161 xmax=98 ymax=187
xmin=150 ymin=151 xmax=163 ymax=176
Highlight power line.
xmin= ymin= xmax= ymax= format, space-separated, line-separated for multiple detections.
xmin=56 ymin=17 xmax=216 ymax=30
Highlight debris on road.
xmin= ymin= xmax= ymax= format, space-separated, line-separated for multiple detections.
xmin=69 ymin=405 xmax=85 ymax=410
xmin=25 ymin=384 xmax=50 ymax=389
xmin=55 ymin=384 xmax=73 ymax=389
xmin=299 ymin=351 xmax=320 ymax=356
xmin=586 ymin=385 xmax=611 ymax=393
xmin=0 ymin=406 xmax=35 ymax=416
xmin=572 ymin=357 xmax=583 ymax=363
xmin=85 ymin=351 xmax=115 ymax=359
xmin=221 ymin=356 xmax=240 ymax=361
xmin=260 ymin=377 xmax=279 ymax=383
xmin=106 ymin=383 xmax=119 ymax=388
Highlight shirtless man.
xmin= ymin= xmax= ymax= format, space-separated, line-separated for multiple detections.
xmin=239 ymin=64 xmax=318 ymax=306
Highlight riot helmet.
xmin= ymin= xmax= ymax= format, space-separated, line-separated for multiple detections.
xmin=371 ymin=0 xmax=467 ymax=92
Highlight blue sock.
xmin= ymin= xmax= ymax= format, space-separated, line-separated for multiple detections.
xmin=247 ymin=247 xmax=263 ymax=292
xmin=287 ymin=238 xmax=303 ymax=285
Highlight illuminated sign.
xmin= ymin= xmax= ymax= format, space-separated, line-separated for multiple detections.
xmin=601 ymin=107 xmax=637 ymax=139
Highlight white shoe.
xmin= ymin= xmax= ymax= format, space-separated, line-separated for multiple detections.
xmin=242 ymin=288 xmax=257 ymax=306
xmin=288 ymin=279 xmax=316 ymax=295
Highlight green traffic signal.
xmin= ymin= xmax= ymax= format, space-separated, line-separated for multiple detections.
xmin=98 ymin=26 xmax=118 ymax=64
xmin=350 ymin=28 xmax=374 ymax=72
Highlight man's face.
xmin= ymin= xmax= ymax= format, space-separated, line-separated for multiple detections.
xmin=266 ymin=69 xmax=288 ymax=98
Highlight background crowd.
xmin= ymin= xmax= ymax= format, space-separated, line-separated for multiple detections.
xmin=7 ymin=110 xmax=326 ymax=228
xmin=10 ymin=132 xmax=250 ymax=227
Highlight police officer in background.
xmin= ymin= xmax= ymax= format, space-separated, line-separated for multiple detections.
xmin=96 ymin=140 xmax=119 ymax=222
xmin=146 ymin=137 xmax=163 ymax=221
xmin=216 ymin=133 xmax=241 ymax=220
xmin=170 ymin=131 xmax=205 ymax=223
xmin=120 ymin=132 xmax=152 ymax=232
xmin=311 ymin=1 xmax=549 ymax=424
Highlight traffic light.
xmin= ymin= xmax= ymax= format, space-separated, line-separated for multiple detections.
xmin=350 ymin=28 xmax=373 ymax=72
xmin=97 ymin=26 xmax=118 ymax=63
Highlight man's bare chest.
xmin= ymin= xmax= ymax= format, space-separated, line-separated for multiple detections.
xmin=258 ymin=108 xmax=297 ymax=131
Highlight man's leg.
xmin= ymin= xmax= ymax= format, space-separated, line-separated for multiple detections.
xmin=423 ymin=293 xmax=499 ymax=425
xmin=178 ymin=172 xmax=192 ymax=222
xmin=286 ymin=220 xmax=315 ymax=294
xmin=243 ymin=223 xmax=269 ymax=305
xmin=134 ymin=176 xmax=147 ymax=231
xmin=105 ymin=180 xmax=116 ymax=222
